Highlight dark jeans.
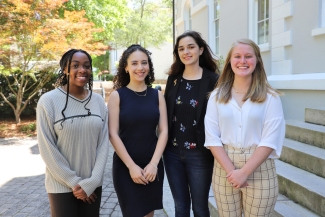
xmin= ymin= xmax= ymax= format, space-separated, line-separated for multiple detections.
xmin=48 ymin=186 xmax=102 ymax=217
xmin=163 ymin=146 xmax=213 ymax=217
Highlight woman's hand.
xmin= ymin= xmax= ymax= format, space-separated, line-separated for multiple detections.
xmin=73 ymin=185 xmax=97 ymax=204
xmin=73 ymin=184 xmax=87 ymax=201
xmin=144 ymin=163 xmax=157 ymax=182
xmin=226 ymin=169 xmax=249 ymax=189
xmin=129 ymin=164 xmax=148 ymax=185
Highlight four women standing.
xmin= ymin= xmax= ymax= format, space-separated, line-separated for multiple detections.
xmin=37 ymin=34 xmax=284 ymax=217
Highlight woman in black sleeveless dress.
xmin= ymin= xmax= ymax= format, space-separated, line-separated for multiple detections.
xmin=107 ymin=44 xmax=168 ymax=217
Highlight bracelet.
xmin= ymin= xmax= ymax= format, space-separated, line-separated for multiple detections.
xmin=149 ymin=163 xmax=158 ymax=169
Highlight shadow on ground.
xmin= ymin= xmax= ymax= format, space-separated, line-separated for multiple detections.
xmin=30 ymin=144 xmax=40 ymax=155
xmin=0 ymin=174 xmax=50 ymax=216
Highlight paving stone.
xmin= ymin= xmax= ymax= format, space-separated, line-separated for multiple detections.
xmin=0 ymin=138 xmax=171 ymax=217
xmin=101 ymin=202 xmax=116 ymax=209
xmin=0 ymin=207 xmax=8 ymax=215
xmin=20 ymin=206 xmax=35 ymax=213
xmin=2 ymin=208 xmax=19 ymax=216
xmin=13 ymin=213 xmax=29 ymax=217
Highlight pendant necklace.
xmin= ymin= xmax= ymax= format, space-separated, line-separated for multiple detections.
xmin=133 ymin=88 xmax=147 ymax=97
xmin=233 ymin=86 xmax=247 ymax=94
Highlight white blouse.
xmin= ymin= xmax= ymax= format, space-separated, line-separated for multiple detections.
xmin=204 ymin=89 xmax=285 ymax=158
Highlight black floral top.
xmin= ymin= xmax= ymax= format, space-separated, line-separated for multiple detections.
xmin=171 ymin=78 xmax=201 ymax=149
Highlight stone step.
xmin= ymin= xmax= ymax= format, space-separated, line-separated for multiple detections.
xmin=305 ymin=108 xmax=325 ymax=126
xmin=208 ymin=193 xmax=319 ymax=217
xmin=280 ymin=138 xmax=325 ymax=178
xmin=275 ymin=159 xmax=325 ymax=216
xmin=273 ymin=194 xmax=320 ymax=217
xmin=285 ymin=120 xmax=325 ymax=149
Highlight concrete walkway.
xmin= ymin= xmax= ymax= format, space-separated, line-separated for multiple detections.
xmin=0 ymin=137 xmax=218 ymax=216
xmin=0 ymin=138 xmax=169 ymax=217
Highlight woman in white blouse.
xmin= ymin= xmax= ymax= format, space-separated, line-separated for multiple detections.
xmin=204 ymin=38 xmax=285 ymax=217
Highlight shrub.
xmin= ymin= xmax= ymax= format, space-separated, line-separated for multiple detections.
xmin=19 ymin=123 xmax=36 ymax=133
xmin=105 ymin=74 xmax=114 ymax=81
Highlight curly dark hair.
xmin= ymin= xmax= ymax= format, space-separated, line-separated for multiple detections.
xmin=54 ymin=49 xmax=93 ymax=128
xmin=113 ymin=44 xmax=155 ymax=89
xmin=168 ymin=30 xmax=220 ymax=76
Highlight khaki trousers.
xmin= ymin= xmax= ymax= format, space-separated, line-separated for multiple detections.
xmin=212 ymin=145 xmax=278 ymax=217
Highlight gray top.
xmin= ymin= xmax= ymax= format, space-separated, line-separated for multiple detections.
xmin=36 ymin=87 xmax=109 ymax=196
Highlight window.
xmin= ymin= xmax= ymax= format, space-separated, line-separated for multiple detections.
xmin=214 ymin=0 xmax=220 ymax=54
xmin=320 ymin=0 xmax=325 ymax=28
xmin=184 ymin=4 xmax=191 ymax=30
xmin=257 ymin=0 xmax=269 ymax=44
xmin=189 ymin=7 xmax=192 ymax=30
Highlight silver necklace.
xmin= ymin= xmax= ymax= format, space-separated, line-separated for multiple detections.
xmin=233 ymin=86 xmax=247 ymax=94
xmin=133 ymin=88 xmax=147 ymax=96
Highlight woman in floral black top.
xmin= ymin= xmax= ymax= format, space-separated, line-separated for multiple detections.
xmin=164 ymin=30 xmax=219 ymax=217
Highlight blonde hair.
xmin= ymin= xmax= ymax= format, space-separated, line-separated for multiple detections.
xmin=215 ymin=38 xmax=281 ymax=103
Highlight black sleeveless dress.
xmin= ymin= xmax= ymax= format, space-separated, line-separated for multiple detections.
xmin=112 ymin=87 xmax=164 ymax=216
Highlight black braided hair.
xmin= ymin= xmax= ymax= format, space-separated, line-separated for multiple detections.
xmin=54 ymin=49 xmax=93 ymax=128
xmin=113 ymin=44 xmax=155 ymax=89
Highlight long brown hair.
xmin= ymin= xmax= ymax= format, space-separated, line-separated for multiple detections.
xmin=168 ymin=30 xmax=219 ymax=76
xmin=215 ymin=38 xmax=281 ymax=103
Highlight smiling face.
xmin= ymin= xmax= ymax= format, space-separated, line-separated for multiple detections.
xmin=177 ymin=36 xmax=203 ymax=67
xmin=125 ymin=50 xmax=149 ymax=83
xmin=230 ymin=43 xmax=257 ymax=79
xmin=65 ymin=51 xmax=91 ymax=89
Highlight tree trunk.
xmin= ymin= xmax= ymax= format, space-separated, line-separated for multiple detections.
xmin=14 ymin=110 xmax=21 ymax=124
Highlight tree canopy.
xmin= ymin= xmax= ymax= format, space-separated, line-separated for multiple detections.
xmin=64 ymin=0 xmax=130 ymax=41
xmin=0 ymin=0 xmax=109 ymax=123
xmin=112 ymin=0 xmax=173 ymax=49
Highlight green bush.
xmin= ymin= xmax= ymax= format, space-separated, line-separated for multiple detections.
xmin=105 ymin=74 xmax=114 ymax=81
xmin=20 ymin=122 xmax=36 ymax=133
xmin=0 ymin=71 xmax=57 ymax=118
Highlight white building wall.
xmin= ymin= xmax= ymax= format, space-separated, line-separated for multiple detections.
xmin=174 ymin=0 xmax=325 ymax=121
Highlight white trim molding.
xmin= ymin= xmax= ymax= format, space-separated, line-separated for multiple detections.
xmin=191 ymin=0 xmax=208 ymax=16
xmin=259 ymin=43 xmax=270 ymax=52
xmin=272 ymin=1 xmax=293 ymax=21
xmin=312 ymin=27 xmax=325 ymax=36
xmin=271 ymin=0 xmax=293 ymax=75
xmin=268 ymin=73 xmax=325 ymax=90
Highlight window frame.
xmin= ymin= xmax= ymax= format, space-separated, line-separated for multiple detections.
xmin=214 ymin=0 xmax=220 ymax=55
xmin=257 ymin=0 xmax=269 ymax=45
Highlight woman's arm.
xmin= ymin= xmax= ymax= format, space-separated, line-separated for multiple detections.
xmin=107 ymin=91 xmax=148 ymax=185
xmin=144 ymin=90 xmax=168 ymax=181
xmin=226 ymin=147 xmax=273 ymax=188
xmin=227 ymin=95 xmax=285 ymax=188
xmin=77 ymin=101 xmax=109 ymax=197
xmin=37 ymin=99 xmax=82 ymax=189
xmin=204 ymin=92 xmax=248 ymax=187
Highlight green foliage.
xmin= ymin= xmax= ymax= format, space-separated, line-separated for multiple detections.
xmin=0 ymin=70 xmax=57 ymax=118
xmin=64 ymin=0 xmax=130 ymax=42
xmin=105 ymin=74 xmax=114 ymax=81
xmin=19 ymin=123 xmax=36 ymax=133
xmin=92 ymin=51 xmax=110 ymax=72
xmin=113 ymin=0 xmax=172 ymax=48
xmin=217 ymin=55 xmax=225 ymax=72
